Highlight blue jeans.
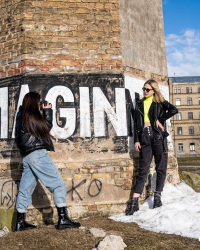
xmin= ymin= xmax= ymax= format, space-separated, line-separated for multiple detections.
xmin=16 ymin=149 xmax=67 ymax=213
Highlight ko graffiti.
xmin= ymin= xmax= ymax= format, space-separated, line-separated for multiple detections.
xmin=0 ymin=178 xmax=103 ymax=208
xmin=68 ymin=179 xmax=102 ymax=201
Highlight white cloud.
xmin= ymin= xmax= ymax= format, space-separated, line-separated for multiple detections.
xmin=183 ymin=29 xmax=195 ymax=38
xmin=165 ymin=29 xmax=200 ymax=76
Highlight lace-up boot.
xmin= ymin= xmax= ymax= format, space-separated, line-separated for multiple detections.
xmin=126 ymin=197 xmax=139 ymax=216
xmin=15 ymin=212 xmax=37 ymax=232
xmin=153 ymin=192 xmax=162 ymax=208
xmin=57 ymin=207 xmax=81 ymax=229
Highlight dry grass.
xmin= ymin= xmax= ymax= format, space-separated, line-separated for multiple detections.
xmin=1 ymin=215 xmax=200 ymax=250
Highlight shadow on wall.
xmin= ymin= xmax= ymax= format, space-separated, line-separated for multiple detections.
xmin=0 ymin=140 xmax=54 ymax=230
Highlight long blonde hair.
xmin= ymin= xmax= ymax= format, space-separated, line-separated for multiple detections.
xmin=144 ymin=79 xmax=164 ymax=103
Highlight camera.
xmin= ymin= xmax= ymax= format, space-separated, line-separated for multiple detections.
xmin=40 ymin=100 xmax=47 ymax=107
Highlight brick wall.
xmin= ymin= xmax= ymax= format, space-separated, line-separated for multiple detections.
xmin=0 ymin=0 xmax=25 ymax=78
xmin=0 ymin=0 xmax=180 ymax=230
xmin=0 ymin=154 xmax=179 ymax=227
xmin=0 ymin=0 xmax=122 ymax=78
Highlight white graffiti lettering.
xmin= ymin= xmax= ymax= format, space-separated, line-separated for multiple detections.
xmin=45 ymin=86 xmax=76 ymax=138
xmin=0 ymin=87 xmax=8 ymax=139
xmin=12 ymin=84 xmax=30 ymax=138
xmin=79 ymin=87 xmax=91 ymax=137
xmin=0 ymin=85 xmax=132 ymax=139
xmin=93 ymin=87 xmax=127 ymax=137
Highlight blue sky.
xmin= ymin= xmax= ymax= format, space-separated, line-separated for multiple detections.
xmin=163 ymin=0 xmax=200 ymax=76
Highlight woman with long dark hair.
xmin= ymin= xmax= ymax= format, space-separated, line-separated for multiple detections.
xmin=126 ymin=79 xmax=178 ymax=215
xmin=15 ymin=91 xmax=80 ymax=231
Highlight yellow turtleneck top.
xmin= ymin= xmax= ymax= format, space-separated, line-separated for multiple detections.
xmin=144 ymin=96 xmax=154 ymax=123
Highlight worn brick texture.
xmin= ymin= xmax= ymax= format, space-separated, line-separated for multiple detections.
xmin=0 ymin=155 xmax=179 ymax=225
xmin=0 ymin=0 xmax=122 ymax=78
xmin=0 ymin=0 xmax=168 ymax=82
xmin=0 ymin=1 xmax=179 ymax=228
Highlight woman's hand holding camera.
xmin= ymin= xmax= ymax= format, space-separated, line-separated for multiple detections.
xmin=40 ymin=100 xmax=52 ymax=109
xmin=42 ymin=101 xmax=52 ymax=109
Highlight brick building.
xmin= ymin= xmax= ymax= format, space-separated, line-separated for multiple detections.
xmin=0 ymin=0 xmax=179 ymax=229
xmin=168 ymin=76 xmax=200 ymax=157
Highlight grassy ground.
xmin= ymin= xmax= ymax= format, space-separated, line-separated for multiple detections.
xmin=177 ymin=157 xmax=200 ymax=166
xmin=1 ymin=215 xmax=200 ymax=250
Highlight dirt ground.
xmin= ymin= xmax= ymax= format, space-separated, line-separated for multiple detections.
xmin=1 ymin=215 xmax=200 ymax=250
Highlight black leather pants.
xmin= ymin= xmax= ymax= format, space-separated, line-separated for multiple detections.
xmin=134 ymin=126 xmax=168 ymax=194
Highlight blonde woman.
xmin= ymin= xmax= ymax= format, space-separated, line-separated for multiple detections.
xmin=126 ymin=79 xmax=178 ymax=215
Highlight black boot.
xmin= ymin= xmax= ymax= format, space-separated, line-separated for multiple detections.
xmin=15 ymin=212 xmax=37 ymax=232
xmin=126 ymin=197 xmax=139 ymax=216
xmin=153 ymin=192 xmax=162 ymax=208
xmin=57 ymin=207 xmax=81 ymax=230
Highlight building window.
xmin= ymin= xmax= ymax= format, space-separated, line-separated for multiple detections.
xmin=176 ymin=98 xmax=181 ymax=105
xmin=178 ymin=143 xmax=184 ymax=152
xmin=178 ymin=87 xmax=181 ymax=93
xmin=189 ymin=87 xmax=192 ymax=93
xmin=176 ymin=113 xmax=181 ymax=120
xmin=189 ymin=126 xmax=194 ymax=134
xmin=177 ymin=127 xmax=182 ymax=135
xmin=190 ymin=143 xmax=195 ymax=152
xmin=188 ymin=112 xmax=193 ymax=120
xmin=198 ymin=87 xmax=200 ymax=93
xmin=187 ymin=98 xmax=192 ymax=105
xmin=186 ymin=87 xmax=189 ymax=93
xmin=199 ymin=97 xmax=200 ymax=105
xmin=174 ymin=87 xmax=177 ymax=94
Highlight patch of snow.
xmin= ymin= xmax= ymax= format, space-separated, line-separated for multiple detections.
xmin=110 ymin=182 xmax=200 ymax=239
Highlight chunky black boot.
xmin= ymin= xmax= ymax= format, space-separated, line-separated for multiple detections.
xmin=126 ymin=197 xmax=139 ymax=216
xmin=57 ymin=207 xmax=81 ymax=230
xmin=153 ymin=192 xmax=162 ymax=208
xmin=15 ymin=212 xmax=37 ymax=232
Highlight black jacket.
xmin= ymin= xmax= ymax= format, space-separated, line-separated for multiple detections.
xmin=134 ymin=99 xmax=178 ymax=146
xmin=15 ymin=108 xmax=54 ymax=157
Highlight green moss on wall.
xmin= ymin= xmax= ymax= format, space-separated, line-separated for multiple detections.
xmin=0 ymin=209 xmax=16 ymax=231
xmin=180 ymin=171 xmax=200 ymax=192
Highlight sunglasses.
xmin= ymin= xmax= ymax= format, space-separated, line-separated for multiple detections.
xmin=142 ymin=87 xmax=153 ymax=93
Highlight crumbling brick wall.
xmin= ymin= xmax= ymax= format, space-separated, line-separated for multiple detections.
xmin=0 ymin=0 xmax=122 ymax=77
xmin=0 ymin=0 xmax=180 ymax=230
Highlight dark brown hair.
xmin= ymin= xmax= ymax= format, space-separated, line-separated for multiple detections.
xmin=22 ymin=91 xmax=51 ymax=142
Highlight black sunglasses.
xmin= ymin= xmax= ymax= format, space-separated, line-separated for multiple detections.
xmin=142 ymin=87 xmax=153 ymax=93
